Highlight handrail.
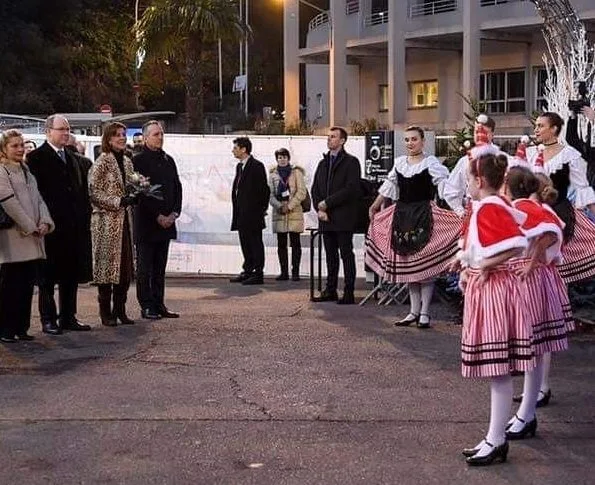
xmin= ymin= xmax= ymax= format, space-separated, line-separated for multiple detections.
xmin=480 ymin=0 xmax=525 ymax=5
xmin=363 ymin=10 xmax=388 ymax=27
xmin=409 ymin=0 xmax=457 ymax=18
xmin=308 ymin=10 xmax=330 ymax=31
xmin=346 ymin=0 xmax=359 ymax=15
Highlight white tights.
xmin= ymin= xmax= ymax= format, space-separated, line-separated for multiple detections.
xmin=408 ymin=281 xmax=434 ymax=317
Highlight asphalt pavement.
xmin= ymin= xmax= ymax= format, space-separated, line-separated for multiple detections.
xmin=0 ymin=278 xmax=593 ymax=485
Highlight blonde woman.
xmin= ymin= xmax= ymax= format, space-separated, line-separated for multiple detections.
xmin=0 ymin=130 xmax=54 ymax=342
xmin=269 ymin=148 xmax=307 ymax=281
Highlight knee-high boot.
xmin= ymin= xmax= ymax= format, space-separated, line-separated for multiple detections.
xmin=98 ymin=285 xmax=117 ymax=327
xmin=276 ymin=246 xmax=289 ymax=281
xmin=113 ymin=283 xmax=135 ymax=325
xmin=291 ymin=244 xmax=302 ymax=281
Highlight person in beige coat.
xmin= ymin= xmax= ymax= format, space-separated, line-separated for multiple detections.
xmin=269 ymin=148 xmax=307 ymax=281
xmin=0 ymin=130 xmax=54 ymax=342
xmin=89 ymin=122 xmax=136 ymax=327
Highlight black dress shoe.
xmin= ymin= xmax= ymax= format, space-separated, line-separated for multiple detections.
xmin=417 ymin=314 xmax=431 ymax=329
xmin=242 ymin=274 xmax=264 ymax=285
xmin=61 ymin=320 xmax=91 ymax=331
xmin=16 ymin=333 xmax=35 ymax=341
xmin=141 ymin=309 xmax=162 ymax=320
xmin=158 ymin=307 xmax=179 ymax=318
xmin=513 ymin=389 xmax=552 ymax=407
xmin=275 ymin=274 xmax=289 ymax=281
xmin=337 ymin=292 xmax=355 ymax=305
xmin=312 ymin=289 xmax=338 ymax=302
xmin=230 ymin=273 xmax=250 ymax=283
xmin=505 ymin=415 xmax=537 ymax=440
xmin=394 ymin=313 xmax=419 ymax=327
xmin=466 ymin=441 xmax=509 ymax=466
xmin=0 ymin=336 xmax=17 ymax=343
xmin=291 ymin=274 xmax=301 ymax=281
xmin=42 ymin=322 xmax=62 ymax=335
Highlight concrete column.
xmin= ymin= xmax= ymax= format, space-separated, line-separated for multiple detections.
xmin=284 ymin=0 xmax=300 ymax=125
xmin=329 ymin=1 xmax=348 ymax=127
xmin=462 ymin=0 xmax=481 ymax=108
xmin=388 ymin=1 xmax=407 ymax=127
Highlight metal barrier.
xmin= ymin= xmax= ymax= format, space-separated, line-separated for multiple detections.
xmin=309 ymin=229 xmax=323 ymax=301
xmin=346 ymin=0 xmax=359 ymax=15
xmin=480 ymin=0 xmax=525 ymax=6
xmin=363 ymin=10 xmax=389 ymax=27
xmin=409 ymin=0 xmax=457 ymax=18
xmin=308 ymin=11 xmax=330 ymax=32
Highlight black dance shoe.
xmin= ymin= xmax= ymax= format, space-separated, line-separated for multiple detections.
xmin=466 ymin=441 xmax=509 ymax=466
xmin=417 ymin=314 xmax=431 ymax=329
xmin=505 ymin=415 xmax=537 ymax=440
xmin=394 ymin=313 xmax=419 ymax=327
xmin=513 ymin=389 xmax=552 ymax=407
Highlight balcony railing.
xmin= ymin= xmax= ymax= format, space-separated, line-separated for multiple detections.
xmin=346 ymin=0 xmax=359 ymax=15
xmin=308 ymin=10 xmax=330 ymax=32
xmin=409 ymin=0 xmax=457 ymax=18
xmin=363 ymin=10 xmax=388 ymax=27
xmin=480 ymin=0 xmax=525 ymax=5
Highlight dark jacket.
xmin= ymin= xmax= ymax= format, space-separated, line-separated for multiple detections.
xmin=311 ymin=149 xmax=362 ymax=232
xmin=27 ymin=142 xmax=92 ymax=283
xmin=231 ymin=156 xmax=270 ymax=231
xmin=132 ymin=146 xmax=183 ymax=243
xmin=567 ymin=116 xmax=595 ymax=187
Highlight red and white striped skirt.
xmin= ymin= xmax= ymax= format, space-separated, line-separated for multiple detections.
xmin=508 ymin=259 xmax=571 ymax=356
xmin=461 ymin=267 xmax=535 ymax=378
xmin=365 ymin=203 xmax=462 ymax=283
xmin=558 ymin=209 xmax=595 ymax=283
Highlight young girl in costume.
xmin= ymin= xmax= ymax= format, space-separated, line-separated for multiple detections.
xmin=456 ymin=152 xmax=534 ymax=466
xmin=366 ymin=127 xmax=461 ymax=328
xmin=503 ymin=167 xmax=572 ymax=439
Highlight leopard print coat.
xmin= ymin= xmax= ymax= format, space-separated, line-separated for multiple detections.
xmin=88 ymin=152 xmax=134 ymax=284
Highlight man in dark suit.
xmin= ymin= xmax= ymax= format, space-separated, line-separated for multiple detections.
xmin=311 ymin=126 xmax=361 ymax=304
xmin=229 ymin=137 xmax=270 ymax=285
xmin=27 ymin=115 xmax=93 ymax=334
xmin=133 ymin=120 xmax=183 ymax=320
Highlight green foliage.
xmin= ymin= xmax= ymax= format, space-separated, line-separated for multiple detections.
xmin=284 ymin=120 xmax=315 ymax=136
xmin=349 ymin=118 xmax=389 ymax=136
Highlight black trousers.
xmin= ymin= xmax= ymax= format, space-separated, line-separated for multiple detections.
xmin=238 ymin=229 xmax=265 ymax=275
xmin=277 ymin=232 xmax=301 ymax=274
xmin=136 ymin=240 xmax=170 ymax=311
xmin=0 ymin=260 xmax=39 ymax=337
xmin=322 ymin=231 xmax=356 ymax=293
xmin=38 ymin=266 xmax=79 ymax=326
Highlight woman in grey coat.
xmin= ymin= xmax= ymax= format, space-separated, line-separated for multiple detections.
xmin=0 ymin=130 xmax=54 ymax=342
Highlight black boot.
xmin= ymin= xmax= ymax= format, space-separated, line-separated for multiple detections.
xmin=113 ymin=285 xmax=135 ymax=325
xmin=276 ymin=244 xmax=289 ymax=281
xmin=291 ymin=243 xmax=302 ymax=281
xmin=98 ymin=285 xmax=117 ymax=327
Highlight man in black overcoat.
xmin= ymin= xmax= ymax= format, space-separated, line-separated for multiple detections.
xmin=229 ymin=137 xmax=270 ymax=285
xmin=133 ymin=120 xmax=183 ymax=320
xmin=311 ymin=127 xmax=361 ymax=304
xmin=27 ymin=115 xmax=93 ymax=334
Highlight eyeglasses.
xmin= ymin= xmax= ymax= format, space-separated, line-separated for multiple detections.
xmin=50 ymin=127 xmax=70 ymax=132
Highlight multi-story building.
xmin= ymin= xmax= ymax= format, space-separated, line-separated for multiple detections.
xmin=283 ymin=0 xmax=595 ymax=134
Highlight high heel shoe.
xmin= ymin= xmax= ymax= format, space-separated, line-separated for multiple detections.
xmin=466 ymin=441 xmax=509 ymax=466
xmin=394 ymin=313 xmax=419 ymax=327
xmin=505 ymin=415 xmax=537 ymax=440
xmin=462 ymin=439 xmax=485 ymax=457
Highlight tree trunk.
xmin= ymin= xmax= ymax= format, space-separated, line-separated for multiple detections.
xmin=185 ymin=38 xmax=204 ymax=133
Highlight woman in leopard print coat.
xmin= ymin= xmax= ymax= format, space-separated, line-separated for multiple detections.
xmin=88 ymin=122 xmax=136 ymax=327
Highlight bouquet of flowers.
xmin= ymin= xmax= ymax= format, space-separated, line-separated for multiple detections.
xmin=126 ymin=171 xmax=164 ymax=200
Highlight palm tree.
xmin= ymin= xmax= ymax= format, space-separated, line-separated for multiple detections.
xmin=136 ymin=0 xmax=248 ymax=133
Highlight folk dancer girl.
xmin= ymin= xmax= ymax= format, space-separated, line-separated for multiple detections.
xmin=455 ymin=151 xmax=534 ymax=466
xmin=366 ymin=126 xmax=461 ymax=328
xmin=503 ymin=167 xmax=572 ymax=439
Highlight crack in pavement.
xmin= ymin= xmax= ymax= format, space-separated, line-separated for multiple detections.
xmin=229 ymin=375 xmax=273 ymax=420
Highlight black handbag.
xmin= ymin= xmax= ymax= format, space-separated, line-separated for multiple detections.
xmin=301 ymin=188 xmax=312 ymax=212
xmin=0 ymin=166 xmax=15 ymax=230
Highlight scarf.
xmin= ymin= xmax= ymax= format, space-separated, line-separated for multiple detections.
xmin=276 ymin=165 xmax=292 ymax=198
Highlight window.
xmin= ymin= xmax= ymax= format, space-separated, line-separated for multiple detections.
xmin=535 ymin=67 xmax=555 ymax=111
xmin=316 ymin=93 xmax=323 ymax=119
xmin=379 ymin=85 xmax=389 ymax=112
xmin=479 ymin=70 xmax=525 ymax=114
xmin=408 ymin=81 xmax=438 ymax=108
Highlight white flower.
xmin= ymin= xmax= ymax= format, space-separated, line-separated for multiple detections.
xmin=463 ymin=140 xmax=471 ymax=149
xmin=476 ymin=114 xmax=489 ymax=124
xmin=129 ymin=172 xmax=141 ymax=183
xmin=537 ymin=143 xmax=545 ymax=152
xmin=520 ymin=135 xmax=530 ymax=144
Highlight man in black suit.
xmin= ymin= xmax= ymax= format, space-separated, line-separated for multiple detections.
xmin=133 ymin=120 xmax=183 ymax=320
xmin=229 ymin=137 xmax=270 ymax=285
xmin=311 ymin=126 xmax=361 ymax=305
xmin=27 ymin=115 xmax=93 ymax=334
